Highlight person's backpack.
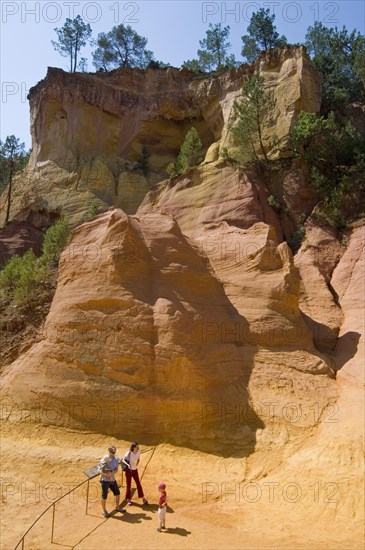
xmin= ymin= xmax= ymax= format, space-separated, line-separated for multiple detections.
xmin=121 ymin=451 xmax=131 ymax=472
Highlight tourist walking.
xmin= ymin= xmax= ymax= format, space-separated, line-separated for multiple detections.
xmin=121 ymin=442 xmax=148 ymax=506
xmin=98 ymin=445 xmax=126 ymax=517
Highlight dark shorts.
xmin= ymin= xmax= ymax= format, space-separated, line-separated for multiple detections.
xmin=100 ymin=480 xmax=120 ymax=500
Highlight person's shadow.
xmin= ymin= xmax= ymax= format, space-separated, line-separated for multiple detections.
xmin=131 ymin=502 xmax=175 ymax=514
xmin=111 ymin=511 xmax=152 ymax=523
xmin=163 ymin=527 xmax=191 ymax=536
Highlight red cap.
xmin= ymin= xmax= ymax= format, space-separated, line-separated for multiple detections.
xmin=157 ymin=482 xmax=166 ymax=489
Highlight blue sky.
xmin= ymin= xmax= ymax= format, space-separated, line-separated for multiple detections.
xmin=1 ymin=0 xmax=364 ymax=148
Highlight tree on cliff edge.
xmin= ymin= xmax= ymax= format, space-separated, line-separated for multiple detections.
xmin=241 ymin=8 xmax=287 ymax=63
xmin=52 ymin=16 xmax=92 ymax=73
xmin=92 ymin=25 xmax=153 ymax=70
xmin=182 ymin=23 xmax=236 ymax=72
xmin=305 ymin=22 xmax=365 ymax=114
xmin=0 ymin=136 xmax=29 ymax=225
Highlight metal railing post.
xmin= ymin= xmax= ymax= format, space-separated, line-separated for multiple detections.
xmin=13 ymin=477 xmax=90 ymax=550
xmin=51 ymin=503 xmax=56 ymax=543
xmin=85 ymin=479 xmax=90 ymax=515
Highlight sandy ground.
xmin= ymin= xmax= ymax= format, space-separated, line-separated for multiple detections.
xmin=1 ymin=385 xmax=364 ymax=550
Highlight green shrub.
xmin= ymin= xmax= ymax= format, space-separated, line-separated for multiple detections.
xmin=267 ymin=195 xmax=281 ymax=210
xmin=166 ymin=162 xmax=180 ymax=178
xmin=287 ymin=226 xmax=306 ymax=254
xmin=41 ymin=216 xmax=70 ymax=266
xmin=137 ymin=145 xmax=151 ymax=177
xmin=166 ymin=128 xmax=202 ymax=177
xmin=13 ymin=250 xmax=41 ymax=305
xmin=0 ymin=254 xmax=23 ymax=295
xmin=0 ymin=249 xmax=40 ymax=305
xmin=0 ymin=217 xmax=71 ymax=307
xmin=179 ymin=128 xmax=202 ymax=169
xmin=220 ymin=146 xmax=230 ymax=160
xmin=290 ymin=111 xmax=359 ymax=166
xmin=84 ymin=199 xmax=99 ymax=221
xmin=290 ymin=111 xmax=365 ymax=226
xmin=0 ymin=217 xmax=69 ymax=306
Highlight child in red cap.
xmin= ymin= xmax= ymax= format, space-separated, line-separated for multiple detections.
xmin=157 ymin=482 xmax=168 ymax=532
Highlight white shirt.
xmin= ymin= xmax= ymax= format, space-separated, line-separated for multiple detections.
xmin=124 ymin=449 xmax=140 ymax=470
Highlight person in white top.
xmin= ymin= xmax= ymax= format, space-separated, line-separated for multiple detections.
xmin=121 ymin=442 xmax=148 ymax=506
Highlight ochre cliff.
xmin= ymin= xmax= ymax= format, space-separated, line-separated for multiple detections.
xmin=0 ymin=46 xmax=321 ymax=228
xmin=1 ymin=208 xmax=336 ymax=451
xmin=1 ymin=45 xmax=364 ymax=549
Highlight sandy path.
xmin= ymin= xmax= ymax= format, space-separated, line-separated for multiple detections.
xmin=1 ymin=394 xmax=363 ymax=550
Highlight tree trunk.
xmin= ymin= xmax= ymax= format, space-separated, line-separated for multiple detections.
xmin=256 ymin=105 xmax=268 ymax=160
xmin=5 ymin=162 xmax=13 ymax=224
xmin=70 ymin=43 xmax=73 ymax=72
xmin=74 ymin=36 xmax=79 ymax=72
xmin=216 ymin=37 xmax=222 ymax=69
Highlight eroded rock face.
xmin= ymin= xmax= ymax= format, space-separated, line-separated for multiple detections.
xmin=264 ymin=158 xmax=319 ymax=239
xmin=137 ymin=162 xmax=353 ymax=359
xmin=0 ymin=208 xmax=335 ymax=449
xmin=138 ymin=163 xmax=284 ymax=241
xmin=331 ymin=224 xmax=365 ymax=386
xmin=0 ymin=221 xmax=44 ymax=268
xmin=294 ymin=220 xmax=365 ymax=387
xmin=295 ymin=222 xmax=345 ymax=351
xmin=0 ymin=46 xmax=321 ymax=228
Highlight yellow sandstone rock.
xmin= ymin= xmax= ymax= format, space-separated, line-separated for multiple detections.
xmin=0 ymin=46 xmax=321 ymax=227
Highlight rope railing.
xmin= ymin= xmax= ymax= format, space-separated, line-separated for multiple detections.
xmin=13 ymin=447 xmax=156 ymax=550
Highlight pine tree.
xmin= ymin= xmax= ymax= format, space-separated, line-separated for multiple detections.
xmin=52 ymin=16 xmax=92 ymax=73
xmin=0 ymin=136 xmax=29 ymax=225
xmin=230 ymin=74 xmax=275 ymax=161
xmin=305 ymin=22 xmax=365 ymax=114
xmin=241 ymin=8 xmax=287 ymax=63
xmin=182 ymin=24 xmax=236 ymax=72
xmin=92 ymin=25 xmax=153 ymax=70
